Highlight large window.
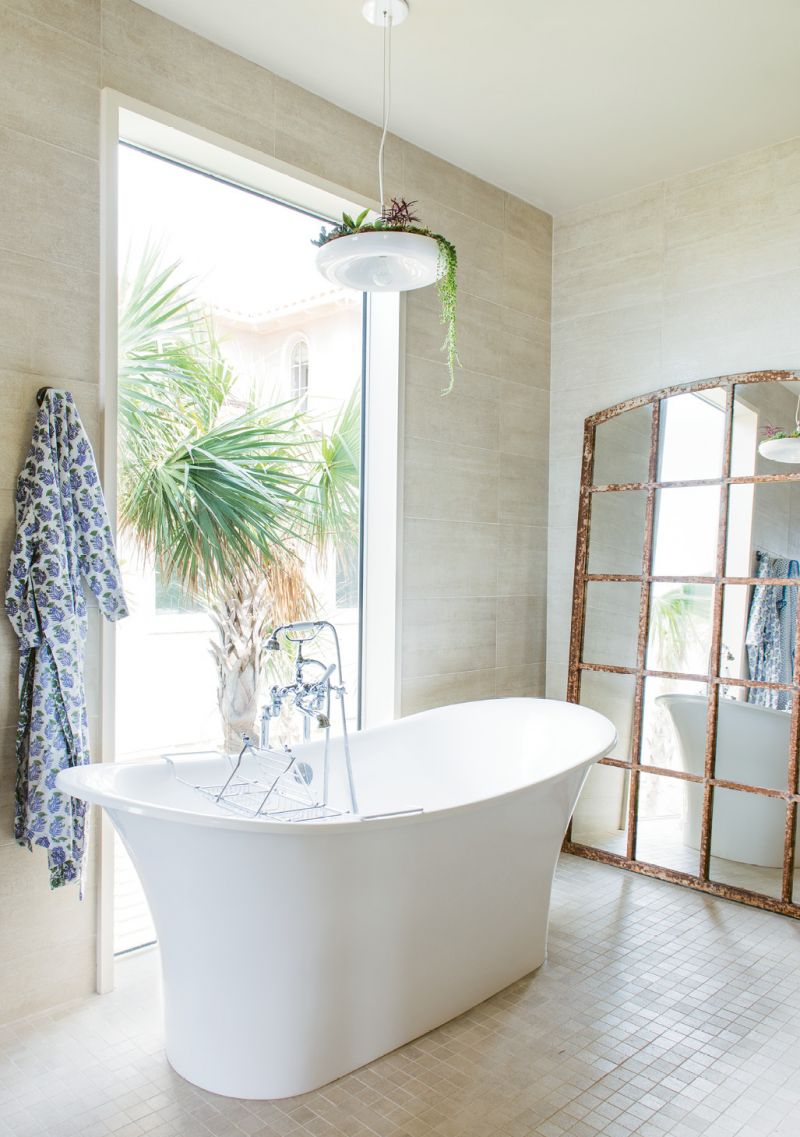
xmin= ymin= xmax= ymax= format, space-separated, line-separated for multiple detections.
xmin=113 ymin=141 xmax=366 ymax=953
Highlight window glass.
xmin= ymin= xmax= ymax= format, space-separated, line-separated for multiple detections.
xmin=290 ymin=338 xmax=309 ymax=408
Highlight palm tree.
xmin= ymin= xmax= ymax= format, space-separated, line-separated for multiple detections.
xmin=207 ymin=390 xmax=362 ymax=747
xmin=118 ymin=245 xmax=361 ymax=747
xmin=208 ymin=552 xmax=313 ymax=748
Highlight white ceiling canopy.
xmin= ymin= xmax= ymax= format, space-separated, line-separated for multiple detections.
xmin=134 ymin=0 xmax=800 ymax=213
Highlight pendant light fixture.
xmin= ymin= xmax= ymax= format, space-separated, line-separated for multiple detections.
xmin=758 ymin=390 xmax=800 ymax=464
xmin=314 ymin=0 xmax=443 ymax=293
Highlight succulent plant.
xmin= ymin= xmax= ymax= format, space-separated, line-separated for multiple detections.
xmin=313 ymin=198 xmax=459 ymax=394
xmin=762 ymin=423 xmax=800 ymax=440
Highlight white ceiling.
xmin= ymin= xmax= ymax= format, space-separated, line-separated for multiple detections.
xmin=135 ymin=0 xmax=800 ymax=214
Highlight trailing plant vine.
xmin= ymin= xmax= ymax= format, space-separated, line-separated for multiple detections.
xmin=313 ymin=198 xmax=460 ymax=394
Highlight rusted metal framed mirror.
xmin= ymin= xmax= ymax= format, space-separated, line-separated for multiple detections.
xmin=565 ymin=369 xmax=800 ymax=918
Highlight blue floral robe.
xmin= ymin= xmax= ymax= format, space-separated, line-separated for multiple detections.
xmin=746 ymin=551 xmax=798 ymax=711
xmin=5 ymin=391 xmax=127 ymax=889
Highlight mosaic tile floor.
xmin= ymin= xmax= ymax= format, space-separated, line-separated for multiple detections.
xmin=2 ymin=854 xmax=799 ymax=1137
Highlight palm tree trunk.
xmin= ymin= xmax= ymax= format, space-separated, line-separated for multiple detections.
xmin=208 ymin=556 xmax=312 ymax=752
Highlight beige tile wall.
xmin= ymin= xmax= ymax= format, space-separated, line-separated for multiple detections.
xmin=0 ymin=0 xmax=551 ymax=1021
xmin=547 ymin=139 xmax=800 ymax=699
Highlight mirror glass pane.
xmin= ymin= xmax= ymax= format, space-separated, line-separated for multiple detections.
xmin=720 ymin=578 xmax=797 ymax=711
xmin=733 ymin=379 xmax=800 ymax=478
xmin=582 ymin=581 xmax=641 ymax=668
xmin=658 ymin=390 xmax=726 ymax=482
xmin=726 ymin=482 xmax=800 ymax=577
xmin=714 ymin=689 xmax=791 ymax=792
xmin=579 ymin=671 xmax=637 ymax=762
xmin=635 ymin=771 xmax=698 ymax=874
xmin=587 ymin=491 xmax=647 ymax=576
xmin=720 ymin=583 xmax=753 ymax=682
xmin=571 ymin=763 xmax=629 ymax=854
xmin=641 ymin=677 xmax=708 ymax=771
xmin=708 ymin=787 xmax=785 ymax=899
xmin=593 ymin=405 xmax=652 ymax=486
xmin=652 ymin=486 xmax=721 ymax=577
xmin=646 ymin=581 xmax=714 ymax=675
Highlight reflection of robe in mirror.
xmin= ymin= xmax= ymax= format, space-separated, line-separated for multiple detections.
xmin=745 ymin=551 xmax=798 ymax=710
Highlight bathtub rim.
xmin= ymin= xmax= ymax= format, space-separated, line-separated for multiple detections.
xmin=57 ymin=697 xmax=616 ymax=836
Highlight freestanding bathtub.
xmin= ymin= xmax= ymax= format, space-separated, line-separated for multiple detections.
xmin=657 ymin=692 xmax=790 ymax=867
xmin=58 ymin=697 xmax=615 ymax=1099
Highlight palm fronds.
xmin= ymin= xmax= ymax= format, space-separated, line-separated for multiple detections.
xmin=120 ymin=405 xmax=310 ymax=590
xmin=118 ymin=245 xmax=314 ymax=590
xmin=304 ymin=385 xmax=362 ymax=564
xmin=649 ymin=584 xmax=712 ymax=672
xmin=118 ymin=242 xmax=209 ymax=436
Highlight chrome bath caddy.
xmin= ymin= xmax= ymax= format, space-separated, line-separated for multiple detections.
xmin=167 ymin=620 xmax=359 ymax=824
xmin=170 ymin=738 xmax=346 ymax=822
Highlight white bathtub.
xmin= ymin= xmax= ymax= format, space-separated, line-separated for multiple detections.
xmin=58 ymin=697 xmax=614 ymax=1099
xmin=657 ymin=693 xmax=790 ymax=867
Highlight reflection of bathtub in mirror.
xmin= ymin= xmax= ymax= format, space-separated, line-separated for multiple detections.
xmin=657 ymin=694 xmax=788 ymax=868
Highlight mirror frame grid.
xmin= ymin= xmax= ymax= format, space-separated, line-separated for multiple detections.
xmin=565 ymin=369 xmax=800 ymax=919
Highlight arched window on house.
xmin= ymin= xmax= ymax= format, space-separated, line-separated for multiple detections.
xmin=290 ymin=338 xmax=309 ymax=410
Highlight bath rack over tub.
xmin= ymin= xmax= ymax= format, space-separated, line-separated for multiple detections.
xmin=165 ymin=739 xmax=346 ymax=823
xmin=165 ymin=620 xmax=425 ymax=824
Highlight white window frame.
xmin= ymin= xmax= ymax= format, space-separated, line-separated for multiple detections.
xmin=99 ymin=89 xmax=403 ymax=992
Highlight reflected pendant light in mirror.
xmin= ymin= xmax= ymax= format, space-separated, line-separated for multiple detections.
xmin=758 ymin=389 xmax=800 ymax=463
xmin=314 ymin=1 xmax=441 ymax=293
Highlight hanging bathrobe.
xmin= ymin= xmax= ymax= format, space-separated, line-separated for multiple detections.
xmin=4 ymin=391 xmax=127 ymax=889
xmin=745 ymin=551 xmax=798 ymax=711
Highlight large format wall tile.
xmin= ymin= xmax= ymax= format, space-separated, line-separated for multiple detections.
xmin=403 ymin=519 xmax=499 ymax=600
xmin=404 ymin=437 xmax=499 ymax=525
xmin=2 ymin=0 xmax=101 ymax=44
xmin=102 ymin=0 xmax=276 ymax=157
xmin=0 ymin=128 xmax=98 ymax=271
xmin=274 ymin=76 xmax=401 ymax=204
xmin=401 ymin=667 xmax=496 ymax=717
xmin=0 ymin=253 xmax=98 ymax=379
xmin=404 ymin=145 xmax=505 ymax=224
xmin=0 ymin=5 xmax=100 ymax=158
xmin=401 ymin=597 xmax=497 ymax=680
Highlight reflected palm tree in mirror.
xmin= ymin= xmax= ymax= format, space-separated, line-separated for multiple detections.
xmin=649 ymin=584 xmax=711 ymax=673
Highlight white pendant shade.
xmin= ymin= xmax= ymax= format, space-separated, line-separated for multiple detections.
xmin=315 ymin=230 xmax=442 ymax=292
xmin=758 ymin=437 xmax=800 ymax=464
xmin=362 ymin=0 xmax=409 ymax=26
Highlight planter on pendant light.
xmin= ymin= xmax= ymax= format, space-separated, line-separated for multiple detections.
xmin=758 ymin=435 xmax=800 ymax=464
xmin=758 ymin=395 xmax=800 ymax=464
xmin=313 ymin=0 xmax=460 ymax=393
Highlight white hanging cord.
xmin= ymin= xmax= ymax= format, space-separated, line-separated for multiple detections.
xmin=795 ymin=391 xmax=800 ymax=433
xmin=377 ymin=7 xmax=393 ymax=212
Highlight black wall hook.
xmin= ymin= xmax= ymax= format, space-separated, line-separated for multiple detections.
xmin=36 ymin=387 xmax=51 ymax=407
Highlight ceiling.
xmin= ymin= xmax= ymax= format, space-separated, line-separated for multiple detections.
xmin=135 ymin=0 xmax=800 ymax=214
